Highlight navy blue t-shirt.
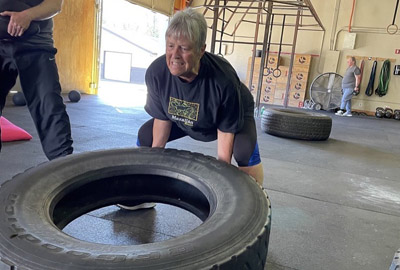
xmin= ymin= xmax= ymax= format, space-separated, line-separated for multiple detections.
xmin=145 ymin=52 xmax=254 ymax=142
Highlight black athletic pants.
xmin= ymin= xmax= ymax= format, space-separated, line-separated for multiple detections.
xmin=0 ymin=41 xmax=73 ymax=160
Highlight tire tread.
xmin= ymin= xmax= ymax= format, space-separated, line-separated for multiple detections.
xmin=261 ymin=108 xmax=332 ymax=141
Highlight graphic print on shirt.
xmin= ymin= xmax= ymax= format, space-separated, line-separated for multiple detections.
xmin=168 ymin=97 xmax=199 ymax=127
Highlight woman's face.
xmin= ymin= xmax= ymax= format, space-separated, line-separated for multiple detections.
xmin=166 ymin=35 xmax=205 ymax=82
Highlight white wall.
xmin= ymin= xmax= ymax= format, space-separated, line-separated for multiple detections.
xmin=195 ymin=0 xmax=400 ymax=113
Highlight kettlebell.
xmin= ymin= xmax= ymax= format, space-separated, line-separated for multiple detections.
xmin=375 ymin=107 xmax=384 ymax=118
xmin=394 ymin=110 xmax=400 ymax=120
xmin=303 ymin=99 xmax=311 ymax=109
xmin=384 ymin=108 xmax=393 ymax=118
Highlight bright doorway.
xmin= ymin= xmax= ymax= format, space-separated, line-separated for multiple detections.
xmin=98 ymin=0 xmax=169 ymax=108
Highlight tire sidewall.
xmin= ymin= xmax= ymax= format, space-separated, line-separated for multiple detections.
xmin=0 ymin=148 xmax=269 ymax=270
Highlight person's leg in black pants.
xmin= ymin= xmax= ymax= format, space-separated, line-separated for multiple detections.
xmin=0 ymin=53 xmax=19 ymax=153
xmin=137 ymin=118 xmax=187 ymax=147
xmin=233 ymin=116 xmax=264 ymax=185
xmin=16 ymin=49 xmax=73 ymax=160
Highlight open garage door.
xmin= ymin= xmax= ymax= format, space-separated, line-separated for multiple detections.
xmin=97 ymin=0 xmax=169 ymax=107
xmin=125 ymin=0 xmax=175 ymax=16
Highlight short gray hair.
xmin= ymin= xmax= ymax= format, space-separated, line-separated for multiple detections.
xmin=165 ymin=8 xmax=207 ymax=52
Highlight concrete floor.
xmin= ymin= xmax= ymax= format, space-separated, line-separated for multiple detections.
xmin=0 ymin=93 xmax=399 ymax=270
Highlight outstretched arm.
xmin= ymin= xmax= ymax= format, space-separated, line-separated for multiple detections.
xmin=217 ymin=129 xmax=234 ymax=164
xmin=0 ymin=0 xmax=63 ymax=37
xmin=152 ymin=119 xmax=172 ymax=148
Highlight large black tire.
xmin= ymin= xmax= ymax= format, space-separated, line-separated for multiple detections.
xmin=390 ymin=249 xmax=400 ymax=270
xmin=0 ymin=148 xmax=271 ymax=270
xmin=261 ymin=108 xmax=332 ymax=140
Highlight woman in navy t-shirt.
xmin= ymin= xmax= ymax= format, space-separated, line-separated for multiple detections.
xmin=138 ymin=8 xmax=264 ymax=186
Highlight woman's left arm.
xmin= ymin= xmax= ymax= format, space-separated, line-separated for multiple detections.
xmin=217 ymin=129 xmax=235 ymax=164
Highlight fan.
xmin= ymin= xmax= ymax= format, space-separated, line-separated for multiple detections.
xmin=309 ymin=72 xmax=343 ymax=110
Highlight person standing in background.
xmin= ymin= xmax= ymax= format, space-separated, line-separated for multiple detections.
xmin=0 ymin=0 xmax=73 ymax=160
xmin=335 ymin=56 xmax=361 ymax=117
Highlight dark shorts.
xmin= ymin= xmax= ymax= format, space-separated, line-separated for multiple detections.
xmin=137 ymin=116 xmax=261 ymax=167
